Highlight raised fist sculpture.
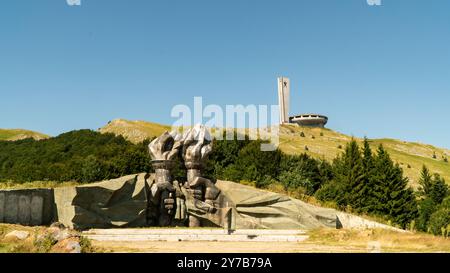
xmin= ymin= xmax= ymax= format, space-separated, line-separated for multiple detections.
xmin=181 ymin=125 xmax=220 ymax=227
xmin=147 ymin=131 xmax=182 ymax=226
xmin=147 ymin=125 xmax=224 ymax=228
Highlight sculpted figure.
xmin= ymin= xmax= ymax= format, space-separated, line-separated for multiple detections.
xmin=146 ymin=125 xmax=230 ymax=228
xmin=180 ymin=125 xmax=220 ymax=227
xmin=147 ymin=131 xmax=182 ymax=226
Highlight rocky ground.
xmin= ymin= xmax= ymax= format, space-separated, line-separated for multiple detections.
xmin=0 ymin=223 xmax=97 ymax=253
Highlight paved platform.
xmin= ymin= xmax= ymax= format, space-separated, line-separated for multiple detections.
xmin=82 ymin=228 xmax=309 ymax=242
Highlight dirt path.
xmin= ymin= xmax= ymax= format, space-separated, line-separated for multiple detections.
xmin=92 ymin=240 xmax=369 ymax=253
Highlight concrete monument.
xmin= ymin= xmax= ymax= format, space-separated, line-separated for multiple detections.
xmin=0 ymin=125 xmax=398 ymax=232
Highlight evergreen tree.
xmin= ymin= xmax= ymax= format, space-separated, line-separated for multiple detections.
xmin=418 ymin=165 xmax=433 ymax=198
xmin=429 ymin=174 xmax=449 ymax=205
xmin=317 ymin=139 xmax=365 ymax=209
xmin=359 ymin=137 xmax=376 ymax=213
xmin=428 ymin=196 xmax=450 ymax=236
xmin=371 ymin=145 xmax=418 ymax=228
xmin=416 ymin=198 xmax=437 ymax=232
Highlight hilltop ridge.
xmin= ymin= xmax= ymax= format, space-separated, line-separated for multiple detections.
xmin=0 ymin=129 xmax=49 ymax=141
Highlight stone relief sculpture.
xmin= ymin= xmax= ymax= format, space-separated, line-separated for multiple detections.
xmin=147 ymin=131 xmax=181 ymax=226
xmin=147 ymin=125 xmax=225 ymax=228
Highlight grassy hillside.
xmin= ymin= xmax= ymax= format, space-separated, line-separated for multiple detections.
xmin=99 ymin=119 xmax=450 ymax=187
xmin=278 ymin=125 xmax=450 ymax=188
xmin=99 ymin=119 xmax=170 ymax=143
xmin=0 ymin=129 xmax=49 ymax=141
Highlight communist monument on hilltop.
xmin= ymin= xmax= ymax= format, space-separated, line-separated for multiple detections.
xmin=278 ymin=77 xmax=328 ymax=128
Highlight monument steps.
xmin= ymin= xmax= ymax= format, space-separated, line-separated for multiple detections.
xmin=82 ymin=228 xmax=309 ymax=242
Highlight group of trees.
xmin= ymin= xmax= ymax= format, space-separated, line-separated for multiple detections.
xmin=416 ymin=166 xmax=450 ymax=235
xmin=0 ymin=130 xmax=449 ymax=235
xmin=314 ymin=139 xmax=418 ymax=228
xmin=205 ymin=135 xmax=330 ymax=193
xmin=0 ymin=130 xmax=151 ymax=183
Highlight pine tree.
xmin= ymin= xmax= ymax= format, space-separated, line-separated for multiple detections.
xmin=332 ymin=139 xmax=365 ymax=210
xmin=358 ymin=138 xmax=377 ymax=213
xmin=429 ymin=174 xmax=449 ymax=205
xmin=371 ymin=145 xmax=418 ymax=228
xmin=418 ymin=165 xmax=433 ymax=198
xmin=416 ymin=198 xmax=437 ymax=232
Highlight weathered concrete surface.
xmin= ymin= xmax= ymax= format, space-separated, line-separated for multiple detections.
xmin=83 ymin=228 xmax=309 ymax=242
xmin=54 ymin=173 xmax=149 ymax=230
xmin=4 ymin=194 xmax=18 ymax=223
xmin=335 ymin=212 xmax=406 ymax=232
xmin=215 ymin=180 xmax=405 ymax=232
xmin=31 ymin=195 xmax=44 ymax=226
xmin=0 ymin=189 xmax=54 ymax=226
xmin=0 ymin=192 xmax=5 ymax=222
xmin=215 ymin=180 xmax=338 ymax=230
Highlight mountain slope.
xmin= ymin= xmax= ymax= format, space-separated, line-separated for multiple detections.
xmin=99 ymin=119 xmax=171 ymax=143
xmin=99 ymin=119 xmax=450 ymax=187
xmin=278 ymin=125 xmax=450 ymax=187
xmin=0 ymin=129 xmax=49 ymax=141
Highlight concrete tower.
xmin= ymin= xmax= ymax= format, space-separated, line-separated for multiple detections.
xmin=278 ymin=77 xmax=290 ymax=124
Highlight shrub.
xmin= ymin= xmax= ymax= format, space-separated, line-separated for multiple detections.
xmin=278 ymin=154 xmax=325 ymax=195
xmin=416 ymin=198 xmax=437 ymax=232
xmin=315 ymin=181 xmax=346 ymax=206
xmin=428 ymin=197 xmax=450 ymax=235
xmin=79 ymin=236 xmax=94 ymax=253
xmin=34 ymin=233 xmax=58 ymax=253
xmin=428 ymin=208 xmax=450 ymax=236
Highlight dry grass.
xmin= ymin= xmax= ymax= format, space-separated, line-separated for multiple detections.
xmin=0 ymin=129 xmax=49 ymax=141
xmin=0 ymin=224 xmax=44 ymax=253
xmin=99 ymin=119 xmax=170 ymax=143
xmin=307 ymin=228 xmax=450 ymax=253
xmin=0 ymin=181 xmax=80 ymax=190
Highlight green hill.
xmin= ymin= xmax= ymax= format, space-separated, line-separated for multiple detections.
xmin=99 ymin=119 xmax=450 ymax=187
xmin=0 ymin=129 xmax=49 ymax=141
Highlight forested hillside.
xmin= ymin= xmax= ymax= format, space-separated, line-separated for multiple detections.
xmin=0 ymin=130 xmax=151 ymax=182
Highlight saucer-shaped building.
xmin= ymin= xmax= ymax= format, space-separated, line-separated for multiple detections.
xmin=290 ymin=114 xmax=328 ymax=128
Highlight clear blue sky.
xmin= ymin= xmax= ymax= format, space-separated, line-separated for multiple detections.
xmin=1 ymin=0 xmax=449 ymax=148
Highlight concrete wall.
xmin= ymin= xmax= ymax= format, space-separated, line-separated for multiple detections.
xmin=336 ymin=212 xmax=406 ymax=232
xmin=0 ymin=189 xmax=55 ymax=226
xmin=53 ymin=186 xmax=77 ymax=229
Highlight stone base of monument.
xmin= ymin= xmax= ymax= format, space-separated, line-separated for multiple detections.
xmin=82 ymin=228 xmax=309 ymax=242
